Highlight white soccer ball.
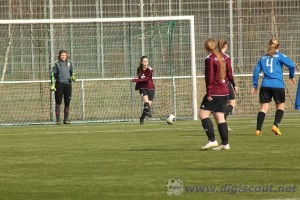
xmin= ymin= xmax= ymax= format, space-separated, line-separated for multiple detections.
xmin=166 ymin=114 xmax=176 ymax=125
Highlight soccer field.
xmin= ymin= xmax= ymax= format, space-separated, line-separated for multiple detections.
xmin=0 ymin=117 xmax=299 ymax=200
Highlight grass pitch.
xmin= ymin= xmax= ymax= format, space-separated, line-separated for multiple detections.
xmin=0 ymin=116 xmax=300 ymax=200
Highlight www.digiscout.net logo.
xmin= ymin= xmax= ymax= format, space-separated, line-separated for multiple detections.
xmin=167 ymin=179 xmax=297 ymax=196
xmin=167 ymin=179 xmax=184 ymax=196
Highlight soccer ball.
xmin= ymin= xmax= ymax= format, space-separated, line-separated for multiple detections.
xmin=166 ymin=114 xmax=176 ymax=125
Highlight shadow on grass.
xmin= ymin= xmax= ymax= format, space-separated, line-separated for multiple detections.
xmin=183 ymin=167 xmax=300 ymax=171
xmin=96 ymin=148 xmax=193 ymax=152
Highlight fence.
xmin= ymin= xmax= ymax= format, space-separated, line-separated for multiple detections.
xmin=1 ymin=0 xmax=300 ymax=125
xmin=1 ymin=73 xmax=299 ymax=125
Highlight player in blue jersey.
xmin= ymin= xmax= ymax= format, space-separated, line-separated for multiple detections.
xmin=295 ymin=78 xmax=300 ymax=110
xmin=251 ymin=38 xmax=296 ymax=136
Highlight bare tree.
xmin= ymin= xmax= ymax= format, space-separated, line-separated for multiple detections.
xmin=1 ymin=0 xmax=14 ymax=82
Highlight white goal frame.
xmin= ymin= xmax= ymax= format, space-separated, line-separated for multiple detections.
xmin=0 ymin=16 xmax=197 ymax=121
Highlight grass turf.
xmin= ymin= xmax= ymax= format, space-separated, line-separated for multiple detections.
xmin=0 ymin=116 xmax=299 ymax=200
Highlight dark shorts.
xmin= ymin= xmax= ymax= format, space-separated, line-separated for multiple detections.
xmin=55 ymin=82 xmax=72 ymax=106
xmin=139 ymin=89 xmax=155 ymax=101
xmin=200 ymin=95 xmax=229 ymax=113
xmin=227 ymin=82 xmax=235 ymax=100
xmin=259 ymin=87 xmax=285 ymax=104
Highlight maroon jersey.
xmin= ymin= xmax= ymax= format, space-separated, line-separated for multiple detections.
xmin=204 ymin=54 xmax=229 ymax=97
xmin=132 ymin=66 xmax=155 ymax=90
xmin=222 ymin=52 xmax=235 ymax=87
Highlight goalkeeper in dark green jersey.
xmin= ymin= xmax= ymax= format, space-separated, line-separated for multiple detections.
xmin=50 ymin=50 xmax=76 ymax=125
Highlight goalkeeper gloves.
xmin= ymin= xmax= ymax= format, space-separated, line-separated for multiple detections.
xmin=50 ymin=84 xmax=56 ymax=91
xmin=70 ymin=76 xmax=76 ymax=81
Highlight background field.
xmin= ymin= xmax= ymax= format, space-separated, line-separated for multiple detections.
xmin=2 ymin=0 xmax=300 ymax=125
xmin=0 ymin=116 xmax=300 ymax=200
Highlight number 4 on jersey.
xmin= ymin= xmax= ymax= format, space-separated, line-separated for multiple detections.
xmin=266 ymin=58 xmax=273 ymax=73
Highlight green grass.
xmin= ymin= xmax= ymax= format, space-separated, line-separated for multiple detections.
xmin=0 ymin=116 xmax=300 ymax=200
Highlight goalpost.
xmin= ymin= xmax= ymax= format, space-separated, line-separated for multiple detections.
xmin=0 ymin=16 xmax=197 ymax=125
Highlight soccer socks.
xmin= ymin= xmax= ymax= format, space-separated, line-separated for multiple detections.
xmin=139 ymin=112 xmax=146 ymax=125
xmin=256 ymin=111 xmax=266 ymax=131
xmin=256 ymin=110 xmax=283 ymax=133
xmin=55 ymin=104 xmax=70 ymax=123
xmin=140 ymin=102 xmax=152 ymax=124
xmin=64 ymin=106 xmax=70 ymax=122
xmin=224 ymin=105 xmax=233 ymax=120
xmin=201 ymin=119 xmax=228 ymax=145
xmin=143 ymin=102 xmax=150 ymax=111
xmin=218 ymin=122 xmax=229 ymax=145
xmin=143 ymin=102 xmax=152 ymax=117
xmin=273 ymin=109 xmax=284 ymax=127
xmin=55 ymin=104 xmax=61 ymax=122
xmin=201 ymin=118 xmax=215 ymax=142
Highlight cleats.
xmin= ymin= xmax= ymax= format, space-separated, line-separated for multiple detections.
xmin=56 ymin=121 xmax=61 ymax=125
xmin=140 ymin=112 xmax=146 ymax=125
xmin=213 ymin=144 xmax=230 ymax=150
xmin=143 ymin=104 xmax=152 ymax=118
xmin=256 ymin=130 xmax=262 ymax=136
xmin=144 ymin=111 xmax=152 ymax=118
xmin=272 ymin=125 xmax=281 ymax=135
xmin=139 ymin=117 xmax=144 ymax=125
xmin=255 ymin=126 xmax=282 ymax=136
xmin=201 ymin=140 xmax=218 ymax=150
xmin=63 ymin=121 xmax=70 ymax=124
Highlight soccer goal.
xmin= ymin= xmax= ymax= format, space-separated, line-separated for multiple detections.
xmin=0 ymin=16 xmax=196 ymax=125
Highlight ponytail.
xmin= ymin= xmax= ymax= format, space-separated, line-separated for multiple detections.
xmin=268 ymin=38 xmax=280 ymax=57
xmin=268 ymin=44 xmax=277 ymax=57
xmin=218 ymin=39 xmax=227 ymax=52
xmin=205 ymin=38 xmax=226 ymax=80
xmin=212 ymin=49 xmax=226 ymax=80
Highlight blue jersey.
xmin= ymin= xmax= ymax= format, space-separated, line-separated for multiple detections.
xmin=295 ymin=76 xmax=300 ymax=110
xmin=252 ymin=51 xmax=294 ymax=89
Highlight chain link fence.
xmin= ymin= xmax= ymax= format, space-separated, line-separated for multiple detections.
xmin=1 ymin=0 xmax=300 ymax=124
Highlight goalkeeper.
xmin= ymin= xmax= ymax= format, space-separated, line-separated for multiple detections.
xmin=50 ymin=50 xmax=76 ymax=125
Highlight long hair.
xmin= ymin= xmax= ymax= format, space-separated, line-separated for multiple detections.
xmin=137 ymin=56 xmax=148 ymax=77
xmin=58 ymin=49 xmax=68 ymax=61
xmin=204 ymin=38 xmax=226 ymax=80
xmin=268 ymin=38 xmax=280 ymax=57
xmin=218 ymin=38 xmax=228 ymax=52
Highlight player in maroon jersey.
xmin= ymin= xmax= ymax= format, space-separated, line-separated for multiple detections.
xmin=199 ymin=38 xmax=231 ymax=150
xmin=132 ymin=56 xmax=155 ymax=125
xmin=218 ymin=39 xmax=237 ymax=131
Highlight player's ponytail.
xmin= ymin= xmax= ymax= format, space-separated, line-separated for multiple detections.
xmin=268 ymin=38 xmax=280 ymax=57
xmin=205 ymin=38 xmax=226 ymax=80
xmin=213 ymin=49 xmax=226 ymax=80
xmin=218 ymin=38 xmax=227 ymax=52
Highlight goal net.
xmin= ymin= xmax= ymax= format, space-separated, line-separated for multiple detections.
xmin=0 ymin=16 xmax=196 ymax=125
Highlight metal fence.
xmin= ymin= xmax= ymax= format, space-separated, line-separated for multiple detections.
xmin=1 ymin=0 xmax=299 ymax=74
xmin=1 ymin=0 xmax=300 ymax=124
